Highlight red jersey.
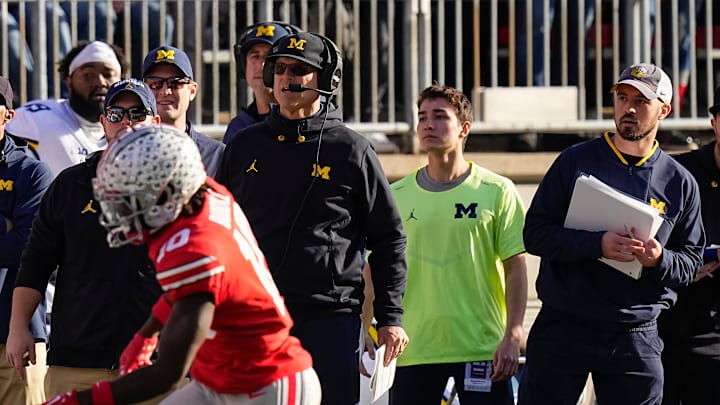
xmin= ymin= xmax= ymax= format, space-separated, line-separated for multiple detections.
xmin=147 ymin=178 xmax=312 ymax=393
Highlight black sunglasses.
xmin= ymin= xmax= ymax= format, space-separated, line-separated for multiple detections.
xmin=273 ymin=62 xmax=315 ymax=76
xmin=104 ymin=106 xmax=150 ymax=123
xmin=144 ymin=76 xmax=192 ymax=90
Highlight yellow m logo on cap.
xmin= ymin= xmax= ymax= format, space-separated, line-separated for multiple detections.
xmin=287 ymin=38 xmax=306 ymax=51
xmin=256 ymin=25 xmax=276 ymax=38
xmin=156 ymin=49 xmax=175 ymax=62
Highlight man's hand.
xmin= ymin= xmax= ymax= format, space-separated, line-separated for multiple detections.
xmin=4 ymin=218 xmax=12 ymax=233
xmin=376 ymin=325 xmax=409 ymax=367
xmin=694 ymin=261 xmax=720 ymax=282
xmin=492 ymin=336 xmax=520 ymax=381
xmin=119 ymin=333 xmax=158 ymax=375
xmin=601 ymin=229 xmax=645 ymax=262
xmin=5 ymin=327 xmax=36 ymax=379
xmin=359 ymin=329 xmax=377 ymax=378
xmin=634 ymin=236 xmax=663 ymax=268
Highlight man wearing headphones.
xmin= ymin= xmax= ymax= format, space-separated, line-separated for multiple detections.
xmin=217 ymin=32 xmax=409 ymax=405
xmin=223 ymin=21 xmax=299 ymax=145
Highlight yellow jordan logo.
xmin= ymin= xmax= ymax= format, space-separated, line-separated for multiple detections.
xmin=246 ymin=159 xmax=259 ymax=173
xmin=81 ymin=200 xmax=98 ymax=214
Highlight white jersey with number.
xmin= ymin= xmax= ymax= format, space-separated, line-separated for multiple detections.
xmin=6 ymin=99 xmax=107 ymax=177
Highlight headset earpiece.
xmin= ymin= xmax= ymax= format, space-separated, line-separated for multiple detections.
xmin=316 ymin=35 xmax=342 ymax=94
xmin=263 ymin=59 xmax=276 ymax=88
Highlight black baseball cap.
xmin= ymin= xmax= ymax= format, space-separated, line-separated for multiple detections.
xmin=143 ymin=46 xmax=194 ymax=80
xmin=709 ymin=86 xmax=720 ymax=116
xmin=0 ymin=76 xmax=13 ymax=109
xmin=105 ymin=78 xmax=157 ymax=114
xmin=267 ymin=32 xmax=326 ymax=70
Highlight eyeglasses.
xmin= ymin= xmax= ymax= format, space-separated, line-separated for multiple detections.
xmin=144 ymin=76 xmax=192 ymax=90
xmin=104 ymin=106 xmax=150 ymax=123
xmin=273 ymin=62 xmax=315 ymax=76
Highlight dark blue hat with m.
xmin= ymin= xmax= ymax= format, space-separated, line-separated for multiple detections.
xmin=234 ymin=21 xmax=301 ymax=76
xmin=142 ymin=46 xmax=194 ymax=80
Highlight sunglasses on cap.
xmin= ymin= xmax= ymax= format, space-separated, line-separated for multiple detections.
xmin=273 ymin=62 xmax=316 ymax=76
xmin=144 ymin=76 xmax=192 ymax=90
xmin=104 ymin=106 xmax=151 ymax=123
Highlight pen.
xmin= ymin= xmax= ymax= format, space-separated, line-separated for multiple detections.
xmin=624 ymin=225 xmax=636 ymax=239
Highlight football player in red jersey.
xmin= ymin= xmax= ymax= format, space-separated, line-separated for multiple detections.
xmin=45 ymin=124 xmax=320 ymax=405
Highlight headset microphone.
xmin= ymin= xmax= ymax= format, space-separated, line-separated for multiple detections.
xmin=288 ymin=83 xmax=334 ymax=96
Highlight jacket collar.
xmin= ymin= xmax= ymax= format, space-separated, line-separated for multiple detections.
xmin=604 ymin=131 xmax=660 ymax=166
xmin=265 ymin=103 xmax=343 ymax=143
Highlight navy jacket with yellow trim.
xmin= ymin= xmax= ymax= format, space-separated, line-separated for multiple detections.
xmin=0 ymin=134 xmax=52 ymax=343
xmin=217 ymin=103 xmax=407 ymax=327
xmin=16 ymin=152 xmax=162 ymax=368
xmin=524 ymin=132 xmax=705 ymax=325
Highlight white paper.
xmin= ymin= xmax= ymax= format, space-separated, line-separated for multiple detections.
xmin=564 ymin=174 xmax=663 ymax=279
xmin=369 ymin=345 xmax=397 ymax=403
xmin=0 ymin=268 xmax=7 ymax=293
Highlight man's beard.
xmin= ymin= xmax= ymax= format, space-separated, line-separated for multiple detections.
xmin=617 ymin=126 xmax=652 ymax=142
xmin=616 ymin=115 xmax=651 ymax=141
xmin=68 ymin=91 xmax=104 ymax=122
xmin=617 ymin=128 xmax=649 ymax=141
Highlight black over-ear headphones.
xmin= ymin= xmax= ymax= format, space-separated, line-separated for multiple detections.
xmin=316 ymin=34 xmax=342 ymax=94
xmin=263 ymin=33 xmax=343 ymax=94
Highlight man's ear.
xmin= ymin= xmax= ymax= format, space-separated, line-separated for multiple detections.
xmin=460 ymin=120 xmax=471 ymax=138
xmin=658 ymin=102 xmax=672 ymax=120
xmin=188 ymin=82 xmax=198 ymax=102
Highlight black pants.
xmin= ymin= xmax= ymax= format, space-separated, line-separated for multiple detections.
xmin=290 ymin=313 xmax=361 ymax=405
xmin=662 ymin=350 xmax=720 ymax=405
xmin=390 ymin=363 xmax=513 ymax=405
xmin=518 ymin=306 xmax=663 ymax=405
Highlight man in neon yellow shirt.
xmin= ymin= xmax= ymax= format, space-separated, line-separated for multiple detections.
xmin=365 ymin=84 xmax=527 ymax=404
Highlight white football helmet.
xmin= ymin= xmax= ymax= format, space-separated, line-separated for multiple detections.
xmin=93 ymin=124 xmax=206 ymax=247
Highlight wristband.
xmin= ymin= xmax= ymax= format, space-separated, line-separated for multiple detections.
xmin=90 ymin=381 xmax=114 ymax=405
xmin=151 ymin=296 xmax=172 ymax=324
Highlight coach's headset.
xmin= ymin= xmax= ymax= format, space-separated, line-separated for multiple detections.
xmin=262 ymin=32 xmax=343 ymax=96
xmin=234 ymin=21 xmax=301 ymax=77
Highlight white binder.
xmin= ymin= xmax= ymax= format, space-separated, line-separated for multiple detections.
xmin=564 ymin=174 xmax=663 ymax=279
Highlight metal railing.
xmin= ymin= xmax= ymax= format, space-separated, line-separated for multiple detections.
xmin=0 ymin=0 xmax=718 ymax=152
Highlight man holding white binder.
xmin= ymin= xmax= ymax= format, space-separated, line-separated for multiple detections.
xmin=519 ymin=63 xmax=705 ymax=405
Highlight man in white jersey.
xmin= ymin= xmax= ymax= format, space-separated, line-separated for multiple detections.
xmin=6 ymin=40 xmax=127 ymax=177
xmin=364 ymin=84 xmax=528 ymax=405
